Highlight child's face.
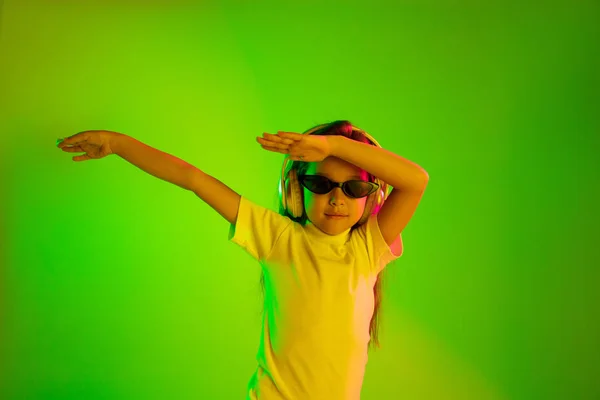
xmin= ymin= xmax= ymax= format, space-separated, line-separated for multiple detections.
xmin=302 ymin=156 xmax=369 ymax=236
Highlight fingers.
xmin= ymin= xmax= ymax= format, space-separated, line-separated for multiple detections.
xmin=258 ymin=142 xmax=289 ymax=156
xmin=58 ymin=132 xmax=88 ymax=148
xmin=73 ymin=154 xmax=91 ymax=162
xmin=257 ymin=135 xmax=293 ymax=150
xmin=60 ymin=145 xmax=82 ymax=152
xmin=259 ymin=143 xmax=287 ymax=154
xmin=262 ymin=132 xmax=294 ymax=145
xmin=60 ymin=144 xmax=89 ymax=160
xmin=276 ymin=131 xmax=301 ymax=141
xmin=257 ymin=136 xmax=287 ymax=149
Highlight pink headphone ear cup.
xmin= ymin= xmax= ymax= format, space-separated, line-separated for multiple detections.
xmin=359 ymin=193 xmax=375 ymax=225
xmin=359 ymin=182 xmax=386 ymax=225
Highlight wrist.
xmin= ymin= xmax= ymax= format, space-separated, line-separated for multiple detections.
xmin=328 ymin=135 xmax=343 ymax=157
xmin=109 ymin=132 xmax=128 ymax=156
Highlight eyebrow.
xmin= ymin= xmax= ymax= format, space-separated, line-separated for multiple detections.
xmin=315 ymin=172 xmax=363 ymax=180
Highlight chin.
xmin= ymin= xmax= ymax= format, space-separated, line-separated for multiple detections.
xmin=322 ymin=218 xmax=352 ymax=230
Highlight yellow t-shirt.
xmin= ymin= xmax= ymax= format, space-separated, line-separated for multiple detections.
xmin=228 ymin=196 xmax=403 ymax=400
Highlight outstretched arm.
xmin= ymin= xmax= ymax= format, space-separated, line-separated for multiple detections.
xmin=112 ymin=134 xmax=198 ymax=192
xmin=113 ymin=134 xmax=241 ymax=225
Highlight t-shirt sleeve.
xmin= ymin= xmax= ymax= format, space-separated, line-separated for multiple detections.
xmin=355 ymin=213 xmax=403 ymax=273
xmin=228 ymin=195 xmax=293 ymax=262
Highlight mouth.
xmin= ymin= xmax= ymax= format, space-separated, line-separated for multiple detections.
xmin=325 ymin=214 xmax=347 ymax=218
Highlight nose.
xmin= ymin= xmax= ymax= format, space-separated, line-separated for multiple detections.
xmin=329 ymin=187 xmax=346 ymax=203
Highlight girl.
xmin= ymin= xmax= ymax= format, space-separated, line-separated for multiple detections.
xmin=57 ymin=120 xmax=428 ymax=399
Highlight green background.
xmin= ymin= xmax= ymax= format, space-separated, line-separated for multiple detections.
xmin=1 ymin=1 xmax=598 ymax=399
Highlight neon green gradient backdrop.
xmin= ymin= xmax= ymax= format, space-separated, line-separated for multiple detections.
xmin=1 ymin=1 xmax=598 ymax=399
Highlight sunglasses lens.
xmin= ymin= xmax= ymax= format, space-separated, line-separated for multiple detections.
xmin=302 ymin=176 xmax=374 ymax=198
xmin=302 ymin=176 xmax=330 ymax=193
xmin=346 ymin=182 xmax=373 ymax=197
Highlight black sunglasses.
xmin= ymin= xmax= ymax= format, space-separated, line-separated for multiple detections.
xmin=298 ymin=175 xmax=379 ymax=198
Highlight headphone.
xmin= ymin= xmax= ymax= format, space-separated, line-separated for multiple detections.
xmin=278 ymin=124 xmax=391 ymax=227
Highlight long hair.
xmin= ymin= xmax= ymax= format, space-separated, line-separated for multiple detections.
xmin=260 ymin=120 xmax=387 ymax=351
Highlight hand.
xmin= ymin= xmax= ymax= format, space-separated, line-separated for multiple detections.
xmin=256 ymin=131 xmax=331 ymax=162
xmin=57 ymin=130 xmax=122 ymax=162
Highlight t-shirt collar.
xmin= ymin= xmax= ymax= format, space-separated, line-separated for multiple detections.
xmin=304 ymin=222 xmax=351 ymax=245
